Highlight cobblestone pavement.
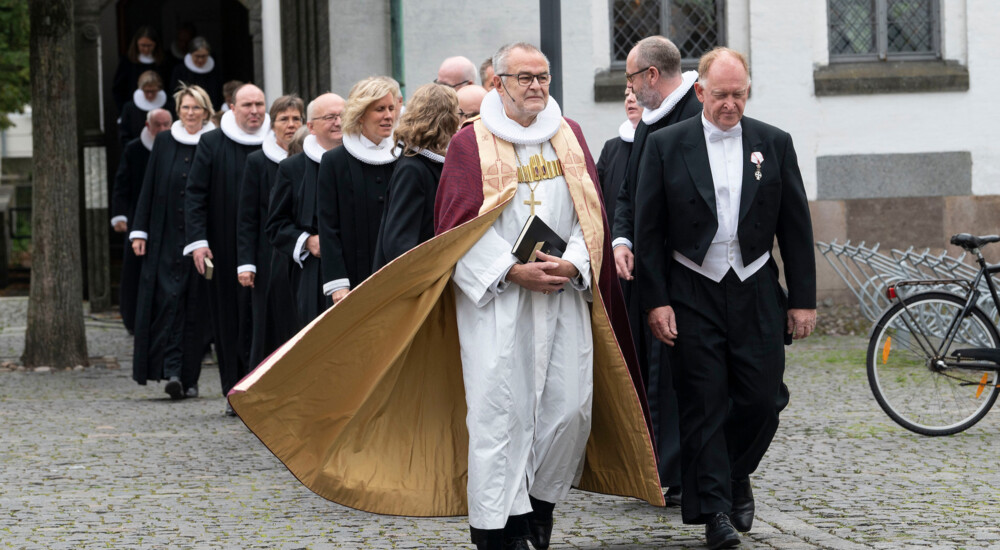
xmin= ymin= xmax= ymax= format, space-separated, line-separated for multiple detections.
xmin=1 ymin=305 xmax=997 ymax=548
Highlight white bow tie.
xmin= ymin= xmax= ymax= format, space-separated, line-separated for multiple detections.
xmin=708 ymin=126 xmax=742 ymax=142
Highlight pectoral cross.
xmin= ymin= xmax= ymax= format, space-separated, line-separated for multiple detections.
xmin=523 ymin=190 xmax=542 ymax=216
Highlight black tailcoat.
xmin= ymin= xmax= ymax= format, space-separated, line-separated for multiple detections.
xmin=317 ymin=147 xmax=396 ymax=293
xmin=131 ymin=131 xmax=209 ymax=389
xmin=237 ymin=150 xmax=296 ymax=368
xmin=112 ymin=137 xmax=150 ymax=333
xmin=372 ymin=153 xmax=442 ymax=271
xmin=265 ymin=152 xmax=325 ymax=329
xmin=185 ymin=128 xmax=259 ymax=396
xmin=634 ymin=115 xmax=815 ymax=524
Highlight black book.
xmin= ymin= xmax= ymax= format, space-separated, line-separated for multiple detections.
xmin=511 ymin=214 xmax=567 ymax=263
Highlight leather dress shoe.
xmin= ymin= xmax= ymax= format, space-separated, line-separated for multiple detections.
xmin=164 ymin=376 xmax=183 ymax=400
xmin=184 ymin=386 xmax=198 ymax=398
xmin=504 ymin=538 xmax=530 ymax=550
xmin=705 ymin=512 xmax=740 ymax=549
xmin=224 ymin=402 xmax=237 ymax=417
xmin=730 ymin=477 xmax=755 ymax=532
xmin=527 ymin=515 xmax=553 ymax=549
xmin=664 ymin=485 xmax=682 ymax=506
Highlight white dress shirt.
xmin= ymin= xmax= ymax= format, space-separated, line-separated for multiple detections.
xmin=672 ymin=114 xmax=769 ymax=282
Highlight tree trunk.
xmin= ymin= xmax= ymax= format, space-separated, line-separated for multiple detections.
xmin=22 ymin=0 xmax=88 ymax=368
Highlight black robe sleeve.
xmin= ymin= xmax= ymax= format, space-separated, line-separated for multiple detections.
xmin=265 ymin=155 xmax=307 ymax=259
xmin=316 ymin=151 xmax=349 ymax=286
xmin=132 ymin=136 xmax=164 ymax=237
xmin=184 ymin=130 xmax=220 ymax=249
xmin=596 ymin=137 xmax=613 ymax=192
xmin=112 ymin=140 xmax=139 ymax=222
xmin=237 ymin=152 xmax=266 ymax=270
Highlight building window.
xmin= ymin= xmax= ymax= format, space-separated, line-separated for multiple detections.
xmin=610 ymin=0 xmax=726 ymax=68
xmin=828 ymin=0 xmax=940 ymax=62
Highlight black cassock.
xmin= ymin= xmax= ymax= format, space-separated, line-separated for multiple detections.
xmin=595 ymin=134 xmax=632 ymax=232
xmin=117 ymin=90 xmax=172 ymax=147
xmin=131 ymin=129 xmax=209 ymax=390
xmin=238 ymin=148 xmax=297 ymax=367
xmin=612 ymin=84 xmax=702 ymax=491
xmin=185 ymin=127 xmax=259 ymax=396
xmin=372 ymin=152 xmax=443 ymax=271
xmin=170 ymin=59 xmax=223 ymax=111
xmin=112 ymin=135 xmax=152 ymax=332
xmin=112 ymin=57 xmax=170 ymax=112
xmin=265 ymin=151 xmax=325 ymax=328
xmin=317 ymin=145 xmax=396 ymax=296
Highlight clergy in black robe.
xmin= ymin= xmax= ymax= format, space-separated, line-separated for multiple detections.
xmin=169 ymin=38 xmax=224 ymax=110
xmin=184 ymin=84 xmax=270 ymax=403
xmin=265 ymin=93 xmax=346 ymax=329
xmin=130 ymin=89 xmax=216 ymax=398
xmin=237 ymin=95 xmax=304 ymax=368
xmin=112 ymin=26 xmax=170 ymax=112
xmin=595 ymin=88 xmax=640 ymax=231
xmin=614 ymin=37 xmax=702 ymax=496
xmin=372 ymin=82 xmax=460 ymax=271
xmin=112 ymin=109 xmax=172 ymax=333
xmin=117 ymin=71 xmax=171 ymax=146
xmin=318 ymin=78 xmax=399 ymax=304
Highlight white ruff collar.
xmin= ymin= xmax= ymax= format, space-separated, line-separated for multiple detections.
xmin=303 ymin=134 xmax=328 ymax=163
xmin=342 ymin=132 xmax=398 ymax=165
xmin=170 ymin=120 xmax=216 ymax=145
xmin=184 ymin=53 xmax=215 ymax=74
xmin=641 ymin=70 xmax=698 ymax=125
xmin=480 ymin=89 xmax=562 ymax=145
xmin=220 ymin=110 xmax=270 ymax=146
xmin=140 ymin=127 xmax=155 ymax=151
xmin=619 ymin=119 xmax=636 ymax=143
xmin=414 ymin=148 xmax=445 ymax=163
xmin=132 ymin=89 xmax=167 ymax=111
xmin=261 ymin=130 xmax=287 ymax=164
xmin=138 ymin=54 xmax=155 ymax=64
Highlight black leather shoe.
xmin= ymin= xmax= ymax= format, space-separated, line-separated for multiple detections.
xmin=224 ymin=402 xmax=237 ymax=417
xmin=184 ymin=386 xmax=198 ymax=398
xmin=705 ymin=512 xmax=740 ymax=549
xmin=664 ymin=485 xmax=682 ymax=506
xmin=527 ymin=515 xmax=552 ymax=549
xmin=503 ymin=538 xmax=530 ymax=550
xmin=730 ymin=477 xmax=755 ymax=532
xmin=164 ymin=377 xmax=183 ymax=400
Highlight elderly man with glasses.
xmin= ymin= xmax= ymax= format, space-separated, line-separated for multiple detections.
xmin=435 ymin=55 xmax=478 ymax=89
xmin=434 ymin=42 xmax=662 ymax=550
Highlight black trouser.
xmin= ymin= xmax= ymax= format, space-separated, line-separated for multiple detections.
xmin=668 ymin=263 xmax=787 ymax=525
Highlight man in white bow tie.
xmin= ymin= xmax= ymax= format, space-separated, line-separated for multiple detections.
xmin=634 ymin=47 xmax=816 ymax=550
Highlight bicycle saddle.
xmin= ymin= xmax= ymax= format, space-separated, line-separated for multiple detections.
xmin=950 ymin=233 xmax=1000 ymax=250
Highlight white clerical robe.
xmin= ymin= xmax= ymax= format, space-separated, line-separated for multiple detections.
xmin=452 ymin=137 xmax=595 ymax=530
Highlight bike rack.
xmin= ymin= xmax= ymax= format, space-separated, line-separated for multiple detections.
xmin=817 ymin=240 xmax=1000 ymax=322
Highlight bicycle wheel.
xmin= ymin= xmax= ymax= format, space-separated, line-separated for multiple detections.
xmin=867 ymin=291 xmax=1000 ymax=435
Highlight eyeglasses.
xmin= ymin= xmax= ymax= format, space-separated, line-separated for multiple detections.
xmin=311 ymin=113 xmax=342 ymax=122
xmin=497 ymin=73 xmax=551 ymax=87
xmin=459 ymin=110 xmax=479 ymax=119
xmin=434 ymin=79 xmax=471 ymax=89
xmin=625 ymin=66 xmax=652 ymax=84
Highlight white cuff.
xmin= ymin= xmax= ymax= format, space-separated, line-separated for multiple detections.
xmin=110 ymin=215 xmax=127 ymax=227
xmin=292 ymin=232 xmax=311 ymax=268
xmin=237 ymin=264 xmax=256 ymax=275
xmin=492 ymin=262 xmax=516 ymax=295
xmin=323 ymin=278 xmax=350 ymax=296
xmin=612 ymin=237 xmax=633 ymax=250
xmin=183 ymin=240 xmax=210 ymax=256
xmin=128 ymin=230 xmax=148 ymax=242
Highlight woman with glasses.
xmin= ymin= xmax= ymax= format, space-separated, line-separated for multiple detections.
xmin=317 ymin=77 xmax=400 ymax=305
xmin=372 ymin=83 xmax=460 ymax=271
xmin=129 ymin=84 xmax=215 ymax=400
xmin=236 ymin=94 xmax=304 ymax=368
xmin=169 ymin=37 xmax=224 ymax=110
xmin=118 ymin=70 xmax=171 ymax=147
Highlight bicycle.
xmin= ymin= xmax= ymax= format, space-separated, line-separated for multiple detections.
xmin=867 ymin=233 xmax=1000 ymax=436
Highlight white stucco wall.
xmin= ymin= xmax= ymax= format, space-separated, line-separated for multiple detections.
xmin=1 ymin=110 xmax=32 ymax=159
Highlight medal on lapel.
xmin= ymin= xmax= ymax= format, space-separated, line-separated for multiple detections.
xmin=751 ymin=151 xmax=763 ymax=181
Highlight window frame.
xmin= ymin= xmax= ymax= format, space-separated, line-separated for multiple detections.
xmin=827 ymin=0 xmax=941 ymax=63
xmin=608 ymin=0 xmax=727 ymax=70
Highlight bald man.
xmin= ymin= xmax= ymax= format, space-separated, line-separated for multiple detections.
xmin=266 ymin=92 xmax=346 ymax=328
xmin=436 ymin=56 xmax=477 ymax=90
xmin=456 ymin=84 xmax=487 ymax=127
xmin=185 ymin=83 xmax=271 ymax=413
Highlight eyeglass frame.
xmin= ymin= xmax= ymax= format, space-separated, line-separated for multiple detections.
xmin=433 ymin=78 xmax=472 ymax=89
xmin=310 ymin=113 xmax=343 ymax=123
xmin=625 ymin=66 xmax=653 ymax=84
xmin=496 ymin=72 xmax=552 ymax=87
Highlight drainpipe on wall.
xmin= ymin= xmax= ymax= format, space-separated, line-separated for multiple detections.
xmin=539 ymin=0 xmax=563 ymax=108
xmin=390 ymin=0 xmax=405 ymax=97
